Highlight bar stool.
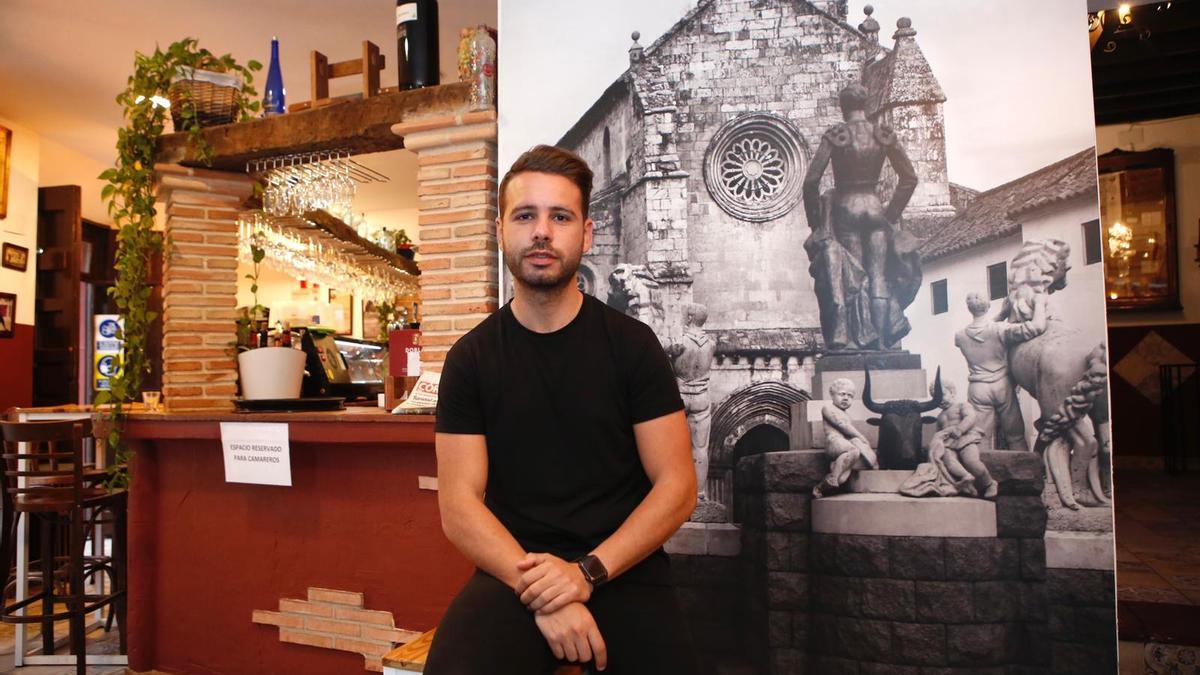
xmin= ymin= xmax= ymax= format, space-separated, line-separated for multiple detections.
xmin=0 ymin=419 xmax=127 ymax=675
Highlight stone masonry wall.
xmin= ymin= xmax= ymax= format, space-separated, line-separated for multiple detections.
xmin=391 ymin=111 xmax=498 ymax=368
xmin=734 ymin=449 xmax=1053 ymax=675
xmin=1047 ymin=568 xmax=1118 ymax=674
xmin=157 ymin=164 xmax=256 ymax=411
xmin=734 ymin=449 xmax=819 ymax=674
xmin=581 ymin=184 xmax=624 ymax=302
xmin=670 ymin=553 xmax=749 ymax=675
xmin=883 ymin=102 xmax=954 ymax=219
xmin=653 ymin=1 xmax=872 ymax=331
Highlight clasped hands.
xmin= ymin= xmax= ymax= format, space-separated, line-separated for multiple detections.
xmin=515 ymin=553 xmax=607 ymax=671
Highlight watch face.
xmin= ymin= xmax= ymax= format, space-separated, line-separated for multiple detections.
xmin=580 ymin=555 xmax=607 ymax=583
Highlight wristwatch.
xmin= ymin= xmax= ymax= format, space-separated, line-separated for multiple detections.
xmin=576 ymin=554 xmax=608 ymax=588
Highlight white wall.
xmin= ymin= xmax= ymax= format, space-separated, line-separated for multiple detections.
xmin=907 ymin=234 xmax=1023 ymax=393
xmin=906 ymin=195 xmax=1107 ymax=449
xmin=37 ymin=136 xmax=113 ymax=226
xmin=234 ymin=206 xmax=420 ymax=340
xmin=0 ymin=116 xmax=39 ymax=325
xmin=1021 ymin=195 xmax=1107 ymax=342
xmin=1096 ymin=114 xmax=1200 ymax=326
xmin=363 ymin=207 xmax=420 ymax=246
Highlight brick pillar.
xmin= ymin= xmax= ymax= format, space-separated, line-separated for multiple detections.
xmin=391 ymin=111 xmax=498 ymax=369
xmin=156 ymin=165 xmax=256 ymax=411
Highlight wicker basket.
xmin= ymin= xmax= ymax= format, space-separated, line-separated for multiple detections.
xmin=168 ymin=68 xmax=241 ymax=129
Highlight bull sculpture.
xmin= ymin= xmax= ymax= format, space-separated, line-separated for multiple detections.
xmin=863 ymin=367 xmax=943 ymax=469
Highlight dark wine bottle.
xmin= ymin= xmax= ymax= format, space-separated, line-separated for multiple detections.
xmin=396 ymin=0 xmax=439 ymax=90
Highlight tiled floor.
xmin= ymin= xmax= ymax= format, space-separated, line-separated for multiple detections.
xmin=0 ymin=621 xmax=124 ymax=674
xmin=1115 ymin=468 xmax=1200 ymax=674
xmin=1115 ymin=470 xmax=1200 ymax=605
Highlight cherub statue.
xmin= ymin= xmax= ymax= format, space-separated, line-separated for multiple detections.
xmin=926 ymin=381 xmax=998 ymax=499
xmin=813 ymin=378 xmax=877 ymax=498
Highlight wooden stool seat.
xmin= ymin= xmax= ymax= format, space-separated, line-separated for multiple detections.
xmin=381 ymin=627 xmax=587 ymax=674
xmin=1 ymin=419 xmax=127 ymax=675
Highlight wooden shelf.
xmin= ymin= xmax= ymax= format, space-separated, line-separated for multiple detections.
xmin=298 ymin=209 xmax=419 ymax=276
xmin=155 ymin=82 xmax=472 ymax=171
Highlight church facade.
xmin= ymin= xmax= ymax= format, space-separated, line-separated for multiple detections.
xmin=559 ymin=0 xmax=955 ymax=508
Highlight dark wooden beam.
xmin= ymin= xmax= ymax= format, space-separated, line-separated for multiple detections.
xmin=1095 ymin=92 xmax=1200 ymax=125
xmin=1093 ymin=58 xmax=1200 ymax=88
xmin=303 ymin=209 xmax=420 ymax=277
xmin=1094 ymin=76 xmax=1200 ymax=100
xmin=155 ymin=82 xmax=472 ymax=171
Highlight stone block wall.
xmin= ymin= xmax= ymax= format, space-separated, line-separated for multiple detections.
xmin=659 ymin=2 xmax=872 ymax=331
xmin=157 ymin=164 xmax=256 ymax=411
xmin=582 ymin=183 xmax=626 ymax=302
xmin=734 ymin=449 xmax=823 ymax=674
xmin=732 ymin=449 xmax=1061 ymax=674
xmin=883 ymin=103 xmax=955 ymax=220
xmin=669 ymin=553 xmax=749 ymax=675
xmin=1046 ymin=568 xmax=1117 ymax=674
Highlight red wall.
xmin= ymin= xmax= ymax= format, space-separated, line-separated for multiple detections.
xmin=1108 ymin=323 xmax=1200 ymax=458
xmin=126 ymin=426 xmax=472 ymax=674
xmin=0 ymin=323 xmax=33 ymax=412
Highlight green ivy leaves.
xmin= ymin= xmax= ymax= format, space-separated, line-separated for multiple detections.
xmin=97 ymin=38 xmax=260 ymax=491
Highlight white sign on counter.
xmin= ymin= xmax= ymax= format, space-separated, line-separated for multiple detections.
xmin=219 ymin=422 xmax=293 ymax=486
xmin=392 ymin=370 xmax=441 ymax=414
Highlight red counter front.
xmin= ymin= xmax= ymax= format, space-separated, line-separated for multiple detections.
xmin=124 ymin=409 xmax=471 ymax=674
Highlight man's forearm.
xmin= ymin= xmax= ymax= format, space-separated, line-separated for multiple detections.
xmin=440 ymin=495 xmax=528 ymax=589
xmin=589 ymin=471 xmax=696 ymax=582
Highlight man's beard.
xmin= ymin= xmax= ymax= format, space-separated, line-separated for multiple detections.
xmin=504 ymin=242 xmax=582 ymax=290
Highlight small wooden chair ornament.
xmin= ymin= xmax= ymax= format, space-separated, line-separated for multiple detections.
xmin=290 ymin=40 xmax=386 ymax=112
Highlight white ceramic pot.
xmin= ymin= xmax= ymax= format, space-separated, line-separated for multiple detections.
xmin=237 ymin=347 xmax=306 ymax=400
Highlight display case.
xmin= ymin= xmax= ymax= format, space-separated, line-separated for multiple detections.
xmin=300 ymin=332 xmax=387 ymax=400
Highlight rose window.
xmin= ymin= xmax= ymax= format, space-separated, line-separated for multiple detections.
xmin=704 ymin=113 xmax=806 ymax=222
xmin=721 ymin=138 xmax=786 ymax=204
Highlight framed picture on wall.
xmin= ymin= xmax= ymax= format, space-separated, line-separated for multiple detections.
xmin=0 ymin=292 xmax=15 ymax=338
xmin=0 ymin=124 xmax=11 ymax=220
xmin=2 ymin=242 xmax=28 ymax=272
xmin=1098 ymin=148 xmax=1180 ymax=312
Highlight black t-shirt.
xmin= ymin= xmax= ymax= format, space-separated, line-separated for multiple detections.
xmin=435 ymin=293 xmax=684 ymax=567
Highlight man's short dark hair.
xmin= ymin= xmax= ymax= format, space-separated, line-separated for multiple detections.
xmin=499 ymin=145 xmax=594 ymax=219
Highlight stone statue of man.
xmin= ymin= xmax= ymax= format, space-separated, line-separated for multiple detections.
xmin=954 ymin=291 xmax=1047 ymax=452
xmin=666 ymin=303 xmax=720 ymax=519
xmin=802 ymin=83 xmax=921 ymax=351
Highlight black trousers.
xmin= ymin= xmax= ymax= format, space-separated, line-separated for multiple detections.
xmin=424 ymin=568 xmax=699 ymax=675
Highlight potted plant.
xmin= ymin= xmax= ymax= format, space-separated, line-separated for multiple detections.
xmin=394 ymin=229 xmax=416 ymax=260
xmin=96 ymin=38 xmax=261 ymax=488
xmin=235 ymin=236 xmax=306 ymax=399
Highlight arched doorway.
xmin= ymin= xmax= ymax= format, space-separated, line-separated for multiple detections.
xmin=707 ymin=381 xmax=809 ymax=516
xmin=732 ymin=424 xmax=790 ymax=458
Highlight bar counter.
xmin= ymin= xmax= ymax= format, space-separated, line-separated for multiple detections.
xmin=122 ymin=408 xmax=472 ymax=674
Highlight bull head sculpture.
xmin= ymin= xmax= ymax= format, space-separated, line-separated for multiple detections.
xmin=863 ymin=367 xmax=943 ymax=469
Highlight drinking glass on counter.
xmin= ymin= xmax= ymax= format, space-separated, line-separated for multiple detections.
xmin=142 ymin=390 xmax=162 ymax=412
